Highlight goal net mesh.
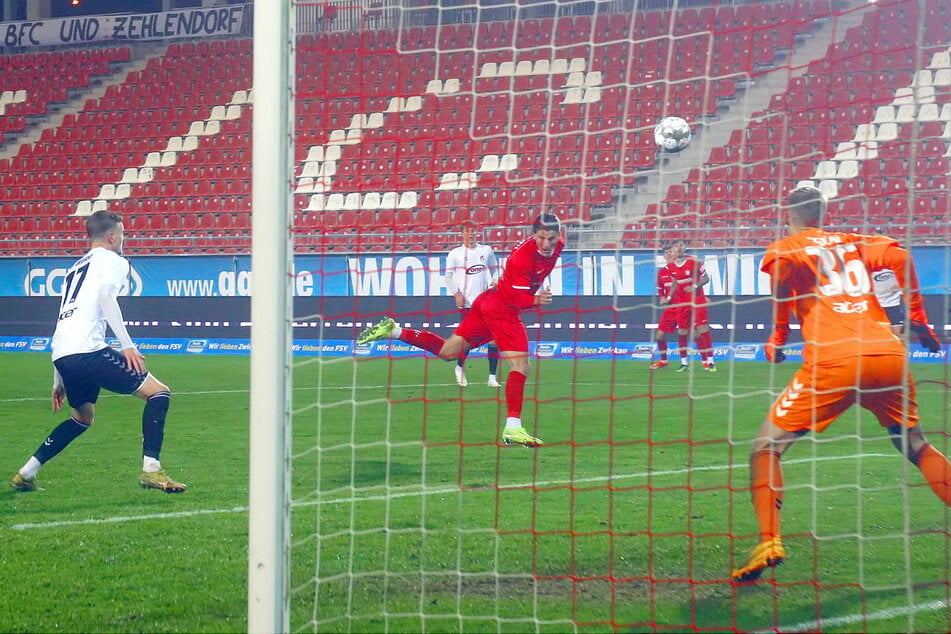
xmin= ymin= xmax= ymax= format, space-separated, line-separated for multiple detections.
xmin=285 ymin=0 xmax=950 ymax=630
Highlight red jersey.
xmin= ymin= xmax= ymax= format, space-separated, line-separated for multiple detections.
xmin=761 ymin=228 xmax=924 ymax=364
xmin=656 ymin=265 xmax=674 ymax=300
xmin=666 ymin=256 xmax=708 ymax=306
xmin=496 ymin=235 xmax=565 ymax=310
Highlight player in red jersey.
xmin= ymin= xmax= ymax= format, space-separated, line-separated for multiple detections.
xmin=732 ymin=186 xmax=947 ymax=583
xmin=663 ymin=239 xmax=716 ymax=372
xmin=357 ymin=213 xmax=564 ymax=447
xmin=650 ymin=242 xmax=689 ymax=369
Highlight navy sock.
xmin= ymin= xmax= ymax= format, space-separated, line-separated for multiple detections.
xmin=487 ymin=344 xmax=499 ymax=374
xmin=34 ymin=418 xmax=90 ymax=464
xmin=142 ymin=391 xmax=170 ymax=460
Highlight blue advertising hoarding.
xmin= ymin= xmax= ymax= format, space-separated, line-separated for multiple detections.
xmin=1 ymin=247 xmax=949 ymax=298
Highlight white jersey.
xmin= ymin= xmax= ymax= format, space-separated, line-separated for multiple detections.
xmin=872 ymin=268 xmax=901 ymax=308
xmin=445 ymin=243 xmax=498 ymax=308
xmin=51 ymin=247 xmax=130 ymax=361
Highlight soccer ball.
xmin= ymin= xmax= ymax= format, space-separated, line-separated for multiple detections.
xmin=653 ymin=116 xmax=692 ymax=152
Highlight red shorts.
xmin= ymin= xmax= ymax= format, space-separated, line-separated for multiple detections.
xmin=454 ymin=288 xmax=528 ymax=353
xmin=767 ymin=354 xmax=919 ymax=433
xmin=658 ymin=306 xmax=679 ymax=334
xmin=659 ymin=304 xmax=709 ymax=332
xmin=680 ymin=303 xmax=709 ymax=329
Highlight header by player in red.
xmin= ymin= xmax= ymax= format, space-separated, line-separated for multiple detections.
xmin=358 ymin=213 xmax=564 ymax=447
xmin=732 ymin=186 xmax=947 ymax=583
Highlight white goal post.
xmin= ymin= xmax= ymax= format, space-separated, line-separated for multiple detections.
xmin=248 ymin=1 xmax=295 ymax=633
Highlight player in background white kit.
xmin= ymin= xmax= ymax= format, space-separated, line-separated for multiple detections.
xmin=445 ymin=223 xmax=501 ymax=387
xmin=10 ymin=210 xmax=186 ymax=493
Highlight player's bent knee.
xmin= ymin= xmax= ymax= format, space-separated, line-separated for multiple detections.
xmin=136 ymin=376 xmax=170 ymax=399
xmin=507 ymin=359 xmax=531 ymax=376
xmin=72 ymin=405 xmax=95 ymax=426
xmin=888 ymin=425 xmax=929 ymax=464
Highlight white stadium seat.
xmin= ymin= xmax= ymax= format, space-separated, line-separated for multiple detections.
xmin=342 ymin=193 xmax=361 ymax=210
xmin=564 ymin=71 xmax=585 ymax=87
xmin=928 ymin=50 xmax=950 ymax=68
xmin=361 ymin=192 xmax=381 ymax=209
xmin=499 ymin=154 xmax=518 ymax=170
xmin=833 ymin=142 xmax=857 ymax=160
xmin=875 ymin=122 xmax=898 ymax=141
xmin=818 ymin=179 xmax=838 ymax=199
xmin=380 ymin=192 xmax=398 ymax=209
xmin=814 ymin=160 xmax=837 ymax=180
xmin=894 ymin=104 xmax=917 ymax=122
xmin=477 ymin=155 xmax=500 ymax=171
xmin=478 ymin=62 xmax=497 ymax=78
xmin=324 ymin=193 xmax=344 ymax=211
xmin=397 ymin=191 xmax=417 ymax=208
xmin=872 ymin=106 xmax=895 ymax=124
xmin=166 ymin=136 xmax=184 ymax=152
xmin=836 ymin=160 xmax=859 ymax=179
xmin=305 ymin=194 xmax=324 ymax=211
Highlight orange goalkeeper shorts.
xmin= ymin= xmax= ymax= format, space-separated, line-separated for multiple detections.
xmin=767 ymin=354 xmax=919 ymax=433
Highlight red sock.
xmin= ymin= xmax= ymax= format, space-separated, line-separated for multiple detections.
xmin=750 ymin=450 xmax=784 ymax=541
xmin=657 ymin=340 xmax=668 ymax=360
xmin=398 ymin=329 xmax=445 ymax=357
xmin=677 ymin=334 xmax=688 ymax=361
xmin=505 ymin=371 xmax=527 ymax=419
xmin=917 ymin=444 xmax=951 ymax=506
xmin=696 ymin=331 xmax=713 ymax=361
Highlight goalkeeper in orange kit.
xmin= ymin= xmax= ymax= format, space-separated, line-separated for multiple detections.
xmin=732 ymin=186 xmax=947 ymax=583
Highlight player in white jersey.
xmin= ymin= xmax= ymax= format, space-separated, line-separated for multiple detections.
xmin=10 ymin=210 xmax=186 ymax=493
xmin=445 ymin=223 xmax=500 ymax=387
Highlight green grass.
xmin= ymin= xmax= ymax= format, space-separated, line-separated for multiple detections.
xmin=1 ymin=352 xmax=949 ymax=632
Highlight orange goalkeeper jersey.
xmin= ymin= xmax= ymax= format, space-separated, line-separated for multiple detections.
xmin=760 ymin=228 xmax=924 ymax=364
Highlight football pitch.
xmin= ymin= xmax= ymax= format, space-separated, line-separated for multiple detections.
xmin=1 ymin=351 xmax=948 ymax=632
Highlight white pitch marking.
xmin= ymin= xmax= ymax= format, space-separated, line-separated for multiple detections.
xmin=757 ymin=598 xmax=949 ymax=633
xmin=7 ymin=453 xmax=897 ymax=530
xmin=9 ymin=506 xmax=247 ymax=531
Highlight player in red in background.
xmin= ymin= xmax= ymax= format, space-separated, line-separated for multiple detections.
xmin=357 ymin=213 xmax=564 ymax=447
xmin=732 ymin=186 xmax=947 ymax=583
xmin=650 ymin=242 xmax=688 ymax=370
xmin=663 ymin=239 xmax=716 ymax=372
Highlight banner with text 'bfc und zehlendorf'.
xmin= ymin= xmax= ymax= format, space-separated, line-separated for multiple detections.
xmin=0 ymin=5 xmax=246 ymax=49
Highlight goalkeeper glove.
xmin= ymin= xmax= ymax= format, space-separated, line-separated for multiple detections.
xmin=765 ymin=328 xmax=788 ymax=364
xmin=909 ymin=320 xmax=941 ymax=353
